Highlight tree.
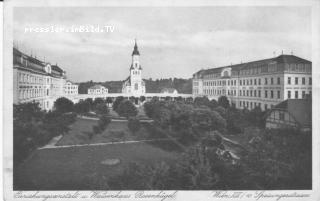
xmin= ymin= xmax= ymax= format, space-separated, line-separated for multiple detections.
xmin=218 ymin=96 xmax=230 ymax=108
xmin=186 ymin=97 xmax=194 ymax=104
xmin=194 ymin=96 xmax=210 ymax=107
xmin=106 ymin=97 xmax=113 ymax=107
xmin=117 ymin=100 xmax=138 ymax=118
xmin=74 ymin=100 xmax=90 ymax=114
xmin=93 ymin=98 xmax=104 ymax=107
xmin=139 ymin=96 xmax=146 ymax=103
xmin=54 ymin=97 xmax=74 ymax=113
xmin=128 ymin=117 xmax=141 ymax=134
xmin=95 ymin=103 xmax=109 ymax=115
xmin=209 ymin=99 xmax=218 ymax=109
xmin=112 ymin=96 xmax=124 ymax=111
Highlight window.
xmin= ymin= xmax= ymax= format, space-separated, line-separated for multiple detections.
xmin=302 ymin=91 xmax=306 ymax=98
xmin=295 ymin=77 xmax=298 ymax=85
xmin=258 ymin=79 xmax=261 ymax=85
xmin=288 ymin=91 xmax=291 ymax=99
xmin=254 ymin=90 xmax=256 ymax=97
xmin=240 ymin=90 xmax=242 ymax=96
xmin=265 ymin=90 xmax=268 ymax=98
xmin=302 ymin=77 xmax=305 ymax=85
xmin=265 ymin=78 xmax=268 ymax=85
xmin=288 ymin=77 xmax=291 ymax=84
xmin=309 ymin=77 xmax=312 ymax=85
xmin=265 ymin=104 xmax=268 ymax=110
xmin=277 ymin=77 xmax=280 ymax=85
xmin=247 ymin=90 xmax=249 ymax=96
xmin=240 ymin=80 xmax=242 ymax=85
xmin=258 ymin=90 xmax=261 ymax=97
xmin=250 ymin=90 xmax=253 ymax=97
xmin=277 ymin=91 xmax=280 ymax=99
xmin=271 ymin=90 xmax=274 ymax=99
xmin=254 ymin=79 xmax=257 ymax=85
xmin=250 ymin=79 xmax=252 ymax=85
xmin=295 ymin=91 xmax=298 ymax=99
xmin=271 ymin=78 xmax=274 ymax=85
xmin=279 ymin=112 xmax=285 ymax=120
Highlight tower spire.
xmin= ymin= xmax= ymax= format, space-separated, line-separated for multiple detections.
xmin=132 ymin=39 xmax=140 ymax=56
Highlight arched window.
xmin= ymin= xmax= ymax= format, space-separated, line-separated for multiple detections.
xmin=223 ymin=71 xmax=229 ymax=77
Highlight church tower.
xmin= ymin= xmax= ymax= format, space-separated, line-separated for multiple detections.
xmin=122 ymin=39 xmax=145 ymax=96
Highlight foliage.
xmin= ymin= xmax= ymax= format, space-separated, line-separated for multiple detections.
xmin=112 ymin=96 xmax=124 ymax=111
xmin=139 ymin=96 xmax=146 ymax=103
xmin=116 ymin=100 xmax=138 ymax=118
xmin=91 ymin=115 xmax=111 ymax=135
xmin=74 ymin=100 xmax=90 ymax=114
xmin=244 ymin=129 xmax=312 ymax=189
xmin=218 ymin=96 xmax=230 ymax=108
xmin=106 ymin=97 xmax=113 ymax=104
xmin=13 ymin=102 xmax=76 ymax=167
xmin=194 ymin=96 xmax=210 ymax=107
xmin=54 ymin=97 xmax=74 ymax=113
xmin=127 ymin=117 xmax=141 ymax=134
xmin=95 ymin=103 xmax=109 ymax=115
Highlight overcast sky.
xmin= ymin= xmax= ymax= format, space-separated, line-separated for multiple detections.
xmin=14 ymin=7 xmax=311 ymax=82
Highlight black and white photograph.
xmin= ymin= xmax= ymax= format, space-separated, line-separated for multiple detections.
xmin=2 ymin=0 xmax=320 ymax=200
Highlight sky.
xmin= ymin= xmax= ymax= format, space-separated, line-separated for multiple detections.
xmin=14 ymin=7 xmax=311 ymax=82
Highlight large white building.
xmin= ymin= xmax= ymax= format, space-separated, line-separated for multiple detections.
xmin=13 ymin=47 xmax=77 ymax=110
xmin=192 ymin=54 xmax=312 ymax=111
xmin=88 ymin=84 xmax=108 ymax=95
xmin=64 ymin=80 xmax=78 ymax=96
xmin=122 ymin=40 xmax=146 ymax=96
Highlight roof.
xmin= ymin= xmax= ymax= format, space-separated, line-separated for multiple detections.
xmin=193 ymin=54 xmax=311 ymax=78
xmin=51 ymin=65 xmax=63 ymax=73
xmin=161 ymin=88 xmax=178 ymax=93
xmin=273 ymin=99 xmax=312 ymax=127
xmin=13 ymin=47 xmax=65 ymax=77
xmin=89 ymin=84 xmax=106 ymax=90
xmin=132 ymin=39 xmax=140 ymax=56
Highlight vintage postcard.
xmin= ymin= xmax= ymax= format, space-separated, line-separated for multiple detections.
xmin=2 ymin=0 xmax=320 ymax=200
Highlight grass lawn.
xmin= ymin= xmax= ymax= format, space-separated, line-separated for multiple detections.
xmin=14 ymin=141 xmax=179 ymax=190
xmin=56 ymin=118 xmax=154 ymax=146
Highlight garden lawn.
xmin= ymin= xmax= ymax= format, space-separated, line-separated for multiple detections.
xmin=56 ymin=118 xmax=152 ymax=146
xmin=14 ymin=141 xmax=179 ymax=190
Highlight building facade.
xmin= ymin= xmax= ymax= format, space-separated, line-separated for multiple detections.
xmin=88 ymin=84 xmax=108 ymax=95
xmin=13 ymin=48 xmax=68 ymax=110
xmin=64 ymin=80 xmax=78 ymax=96
xmin=192 ymin=54 xmax=312 ymax=111
xmin=122 ymin=40 xmax=146 ymax=96
xmin=265 ymin=99 xmax=311 ymax=132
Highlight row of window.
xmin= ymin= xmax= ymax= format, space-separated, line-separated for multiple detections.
xmin=239 ymin=101 xmax=271 ymax=110
xmin=203 ymin=88 xmax=311 ymax=100
xmin=19 ymin=88 xmax=49 ymax=100
xmin=18 ymin=72 xmax=46 ymax=84
xmin=287 ymin=77 xmax=311 ymax=85
xmin=202 ymin=76 xmax=312 ymax=87
xmin=287 ymin=91 xmax=311 ymax=99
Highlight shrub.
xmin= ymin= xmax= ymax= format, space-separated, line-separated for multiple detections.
xmin=117 ymin=100 xmax=138 ymax=118
xmin=54 ymin=97 xmax=74 ymax=113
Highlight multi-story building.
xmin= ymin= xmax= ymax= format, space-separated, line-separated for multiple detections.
xmin=64 ymin=80 xmax=78 ymax=96
xmin=13 ymin=47 xmax=75 ymax=110
xmin=192 ymin=54 xmax=312 ymax=110
xmin=88 ymin=84 xmax=108 ymax=95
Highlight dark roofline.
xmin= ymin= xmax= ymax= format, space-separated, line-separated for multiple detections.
xmin=197 ymin=54 xmax=311 ymax=74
